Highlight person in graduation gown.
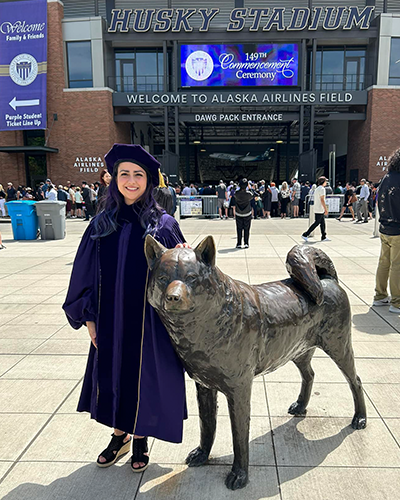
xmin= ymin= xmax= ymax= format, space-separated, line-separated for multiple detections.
xmin=63 ymin=144 xmax=188 ymax=473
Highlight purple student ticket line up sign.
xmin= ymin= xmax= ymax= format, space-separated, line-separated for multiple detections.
xmin=0 ymin=0 xmax=47 ymax=131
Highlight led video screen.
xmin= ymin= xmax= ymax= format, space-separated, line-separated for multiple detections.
xmin=181 ymin=43 xmax=299 ymax=87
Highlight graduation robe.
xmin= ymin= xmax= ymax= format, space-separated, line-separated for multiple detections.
xmin=63 ymin=207 xmax=187 ymax=443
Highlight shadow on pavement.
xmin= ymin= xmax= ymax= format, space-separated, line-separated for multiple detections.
xmin=218 ymin=248 xmax=242 ymax=254
xmin=2 ymin=417 xmax=355 ymax=500
xmin=352 ymin=309 xmax=400 ymax=334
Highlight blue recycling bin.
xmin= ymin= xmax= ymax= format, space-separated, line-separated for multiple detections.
xmin=6 ymin=201 xmax=38 ymax=240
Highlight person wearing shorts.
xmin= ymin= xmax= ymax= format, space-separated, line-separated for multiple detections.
xmin=336 ymin=183 xmax=356 ymax=221
xmin=216 ymin=181 xmax=228 ymax=219
xmin=69 ymin=185 xmax=76 ymax=217
xmin=75 ymin=187 xmax=83 ymax=218
xmin=291 ymin=178 xmax=301 ymax=218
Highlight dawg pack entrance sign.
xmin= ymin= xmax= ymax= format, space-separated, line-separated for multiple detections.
xmin=0 ymin=0 xmax=47 ymax=131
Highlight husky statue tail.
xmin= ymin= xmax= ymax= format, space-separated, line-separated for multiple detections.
xmin=286 ymin=245 xmax=338 ymax=306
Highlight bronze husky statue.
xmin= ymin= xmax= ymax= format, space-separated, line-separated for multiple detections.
xmin=144 ymin=235 xmax=366 ymax=490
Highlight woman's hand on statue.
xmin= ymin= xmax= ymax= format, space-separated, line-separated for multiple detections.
xmin=175 ymin=243 xmax=191 ymax=249
xmin=86 ymin=321 xmax=97 ymax=348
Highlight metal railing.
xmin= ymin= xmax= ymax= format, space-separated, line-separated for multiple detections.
xmin=109 ymin=74 xmax=372 ymax=93
xmin=305 ymin=194 xmax=344 ymax=217
xmin=108 ymin=76 xmax=170 ymax=92
xmin=306 ymin=74 xmax=372 ymax=91
xmin=178 ymin=196 xmax=219 ymax=218
xmin=178 ymin=194 xmax=351 ymax=218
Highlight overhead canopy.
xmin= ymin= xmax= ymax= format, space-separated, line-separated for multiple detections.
xmin=0 ymin=146 xmax=58 ymax=154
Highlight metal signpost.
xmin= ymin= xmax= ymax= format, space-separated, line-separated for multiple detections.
xmin=329 ymin=144 xmax=337 ymax=189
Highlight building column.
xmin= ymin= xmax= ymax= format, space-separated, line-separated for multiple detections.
xmin=286 ymin=125 xmax=291 ymax=180
xmin=173 ymin=41 xmax=180 ymax=156
xmin=185 ymin=127 xmax=190 ymax=183
xmin=276 ymin=143 xmax=281 ymax=182
xmin=163 ymin=41 xmax=169 ymax=151
xmin=175 ymin=108 xmax=179 ymax=156
xmin=299 ymin=39 xmax=307 ymax=156
xmin=309 ymin=38 xmax=317 ymax=151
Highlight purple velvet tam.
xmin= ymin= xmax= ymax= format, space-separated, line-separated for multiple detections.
xmin=105 ymin=144 xmax=161 ymax=187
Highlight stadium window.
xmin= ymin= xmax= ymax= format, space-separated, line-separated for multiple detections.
xmin=67 ymin=41 xmax=93 ymax=88
xmin=115 ymin=49 xmax=165 ymax=92
xmin=389 ymin=38 xmax=400 ymax=85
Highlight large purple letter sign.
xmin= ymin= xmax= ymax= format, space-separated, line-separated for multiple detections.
xmin=0 ymin=0 xmax=47 ymax=131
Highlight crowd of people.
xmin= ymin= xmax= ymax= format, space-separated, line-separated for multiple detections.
xmin=0 ymin=170 xmax=383 ymax=253
xmin=175 ymin=178 xmax=380 ymax=224
xmin=0 ymin=171 xmax=112 ymax=221
xmin=1 ymin=174 xmax=379 ymax=222
xmin=178 ymin=178 xmax=307 ymax=220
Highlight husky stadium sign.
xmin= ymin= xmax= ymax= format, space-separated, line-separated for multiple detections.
xmin=108 ymin=6 xmax=375 ymax=33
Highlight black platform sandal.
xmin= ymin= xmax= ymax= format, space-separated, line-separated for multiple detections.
xmin=131 ymin=436 xmax=149 ymax=473
xmin=96 ymin=432 xmax=131 ymax=468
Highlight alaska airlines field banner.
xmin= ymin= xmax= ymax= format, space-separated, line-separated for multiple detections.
xmin=0 ymin=0 xmax=47 ymax=131
xmin=181 ymin=44 xmax=298 ymax=87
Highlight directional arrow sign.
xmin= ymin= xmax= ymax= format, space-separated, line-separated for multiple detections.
xmin=9 ymin=97 xmax=40 ymax=111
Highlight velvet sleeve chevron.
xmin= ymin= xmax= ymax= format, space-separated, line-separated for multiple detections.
xmin=155 ymin=214 xmax=186 ymax=249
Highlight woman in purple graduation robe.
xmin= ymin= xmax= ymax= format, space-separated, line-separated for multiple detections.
xmin=63 ymin=144 xmax=187 ymax=472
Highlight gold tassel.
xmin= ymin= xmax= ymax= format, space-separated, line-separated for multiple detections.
xmin=158 ymin=169 xmax=167 ymax=188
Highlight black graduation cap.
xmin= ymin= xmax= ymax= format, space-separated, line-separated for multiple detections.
xmin=104 ymin=144 xmax=165 ymax=187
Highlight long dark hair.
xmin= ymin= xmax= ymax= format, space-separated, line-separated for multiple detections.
xmin=100 ymin=169 xmax=110 ymax=186
xmin=91 ymin=160 xmax=163 ymax=240
xmin=388 ymin=148 xmax=400 ymax=173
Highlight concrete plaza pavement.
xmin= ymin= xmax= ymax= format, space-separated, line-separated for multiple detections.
xmin=0 ymin=216 xmax=399 ymax=499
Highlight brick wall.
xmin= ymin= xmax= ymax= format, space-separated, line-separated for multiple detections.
xmin=48 ymin=89 xmax=130 ymax=185
xmin=0 ymin=0 xmax=130 ymax=188
xmin=348 ymin=88 xmax=400 ymax=183
xmin=45 ymin=1 xmax=130 ymax=186
xmin=367 ymin=88 xmax=400 ymax=182
xmin=0 ymin=130 xmax=24 ymax=187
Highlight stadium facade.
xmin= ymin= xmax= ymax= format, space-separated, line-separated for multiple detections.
xmin=0 ymin=0 xmax=400 ymax=186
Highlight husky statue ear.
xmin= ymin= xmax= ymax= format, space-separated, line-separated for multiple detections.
xmin=144 ymin=235 xmax=167 ymax=270
xmin=194 ymin=236 xmax=216 ymax=267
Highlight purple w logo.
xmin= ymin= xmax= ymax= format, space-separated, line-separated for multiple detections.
xmin=16 ymin=61 xmax=32 ymax=81
xmin=191 ymin=57 xmax=208 ymax=78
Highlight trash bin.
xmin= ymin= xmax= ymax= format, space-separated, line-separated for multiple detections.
xmin=202 ymin=196 xmax=218 ymax=217
xmin=34 ymin=201 xmax=66 ymax=240
xmin=5 ymin=201 xmax=38 ymax=240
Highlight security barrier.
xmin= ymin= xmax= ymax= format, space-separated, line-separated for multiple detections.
xmin=178 ymin=193 xmax=346 ymax=218
xmin=305 ymin=194 xmax=345 ymax=217
xmin=178 ymin=196 xmax=219 ymax=218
